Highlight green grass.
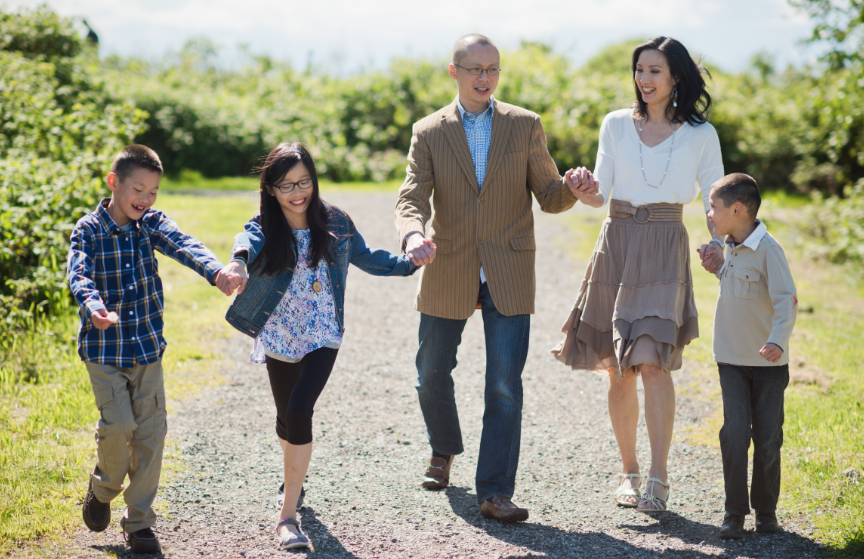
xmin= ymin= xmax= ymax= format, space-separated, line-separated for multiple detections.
xmin=562 ymin=201 xmax=864 ymax=555
xmin=161 ymin=169 xmax=402 ymax=193
xmin=0 ymin=194 xmax=255 ymax=552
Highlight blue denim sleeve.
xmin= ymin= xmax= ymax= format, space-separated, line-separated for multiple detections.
xmin=145 ymin=211 xmax=224 ymax=284
xmin=233 ymin=214 xmax=265 ymax=264
xmin=66 ymin=221 xmax=106 ymax=319
xmin=348 ymin=224 xmax=419 ymax=276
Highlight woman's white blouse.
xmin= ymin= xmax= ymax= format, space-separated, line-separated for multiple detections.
xmin=594 ymin=108 xmax=724 ymax=212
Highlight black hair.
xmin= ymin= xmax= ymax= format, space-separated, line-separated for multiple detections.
xmin=632 ymin=36 xmax=712 ymax=126
xmin=713 ymin=173 xmax=761 ymax=217
xmin=111 ymin=144 xmax=163 ymax=181
xmin=258 ymin=142 xmax=332 ymax=276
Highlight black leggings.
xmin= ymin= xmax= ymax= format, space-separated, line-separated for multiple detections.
xmin=265 ymin=347 xmax=338 ymax=445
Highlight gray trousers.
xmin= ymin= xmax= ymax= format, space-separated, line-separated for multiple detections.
xmin=85 ymin=360 xmax=167 ymax=532
xmin=718 ymin=362 xmax=789 ymax=516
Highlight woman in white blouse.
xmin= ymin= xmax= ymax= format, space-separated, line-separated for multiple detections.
xmin=553 ymin=36 xmax=726 ymax=513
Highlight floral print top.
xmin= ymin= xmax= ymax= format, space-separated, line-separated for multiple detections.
xmin=251 ymin=229 xmax=342 ymax=363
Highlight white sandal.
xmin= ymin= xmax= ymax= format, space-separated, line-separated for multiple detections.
xmin=613 ymin=473 xmax=641 ymax=507
xmin=637 ymin=477 xmax=669 ymax=513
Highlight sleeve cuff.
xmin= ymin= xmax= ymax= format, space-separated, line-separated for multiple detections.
xmin=204 ymin=260 xmax=224 ymax=286
xmin=401 ymin=230 xmax=425 ymax=252
xmin=86 ymin=300 xmax=106 ymax=317
xmin=766 ymin=337 xmax=788 ymax=353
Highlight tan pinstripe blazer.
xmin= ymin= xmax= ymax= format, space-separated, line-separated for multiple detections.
xmin=395 ymin=99 xmax=578 ymax=319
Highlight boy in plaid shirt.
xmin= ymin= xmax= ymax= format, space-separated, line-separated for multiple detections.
xmin=67 ymin=145 xmax=229 ymax=553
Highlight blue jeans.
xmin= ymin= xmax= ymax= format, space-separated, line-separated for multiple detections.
xmin=415 ymin=282 xmax=530 ymax=504
xmin=718 ymin=362 xmax=789 ymax=515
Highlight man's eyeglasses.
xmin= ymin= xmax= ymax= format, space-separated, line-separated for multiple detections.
xmin=453 ymin=64 xmax=502 ymax=76
xmin=273 ymin=178 xmax=313 ymax=193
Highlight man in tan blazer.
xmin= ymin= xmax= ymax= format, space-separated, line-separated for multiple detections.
xmin=395 ymin=34 xmax=597 ymax=522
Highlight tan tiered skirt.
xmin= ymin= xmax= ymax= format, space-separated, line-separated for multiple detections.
xmin=551 ymin=200 xmax=699 ymax=378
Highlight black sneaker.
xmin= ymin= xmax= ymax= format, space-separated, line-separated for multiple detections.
xmin=82 ymin=478 xmax=111 ymax=532
xmin=277 ymin=483 xmax=305 ymax=511
xmin=755 ymin=511 xmax=780 ymax=533
xmin=720 ymin=513 xmax=746 ymax=539
xmin=125 ymin=527 xmax=162 ymax=554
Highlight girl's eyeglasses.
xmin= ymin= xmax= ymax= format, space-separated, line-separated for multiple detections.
xmin=273 ymin=178 xmax=313 ymax=193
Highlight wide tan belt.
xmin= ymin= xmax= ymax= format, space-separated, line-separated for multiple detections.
xmin=608 ymin=200 xmax=683 ymax=223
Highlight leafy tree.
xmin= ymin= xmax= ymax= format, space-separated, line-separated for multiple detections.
xmin=0 ymin=6 xmax=146 ymax=346
xmin=791 ymin=0 xmax=864 ymax=67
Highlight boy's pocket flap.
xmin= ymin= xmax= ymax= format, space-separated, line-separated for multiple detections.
xmin=155 ymin=389 xmax=165 ymax=410
xmin=431 ymin=237 xmax=451 ymax=255
xmin=735 ymin=269 xmax=761 ymax=282
xmin=95 ymin=384 xmax=114 ymax=410
xmin=510 ymin=236 xmax=536 ymax=251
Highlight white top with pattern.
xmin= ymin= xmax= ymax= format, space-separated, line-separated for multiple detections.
xmin=251 ymin=229 xmax=342 ymax=363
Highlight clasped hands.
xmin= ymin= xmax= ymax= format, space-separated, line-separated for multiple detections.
xmin=564 ymin=167 xmax=601 ymax=199
xmin=211 ymin=237 xmax=439 ymax=297
xmin=215 ymin=262 xmax=248 ymax=296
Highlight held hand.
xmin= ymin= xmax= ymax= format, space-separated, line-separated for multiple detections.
xmin=218 ymin=261 xmax=248 ymax=296
xmin=760 ymin=343 xmax=783 ymax=363
xmin=406 ymin=234 xmax=436 ymax=266
xmin=91 ymin=308 xmax=119 ymax=330
xmin=214 ymin=269 xmax=233 ymax=296
xmin=697 ymin=243 xmax=725 ymax=274
xmin=566 ymin=167 xmax=600 ymax=199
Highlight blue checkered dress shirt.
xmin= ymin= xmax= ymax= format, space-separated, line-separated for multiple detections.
xmin=67 ymin=198 xmax=223 ymax=367
xmin=456 ymin=96 xmax=495 ymax=189
xmin=457 ymin=96 xmax=494 ymax=283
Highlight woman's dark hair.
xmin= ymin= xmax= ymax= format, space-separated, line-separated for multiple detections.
xmin=631 ymin=36 xmax=712 ymax=125
xmin=258 ymin=142 xmax=331 ymax=276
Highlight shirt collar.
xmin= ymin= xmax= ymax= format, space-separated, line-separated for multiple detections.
xmin=456 ymin=96 xmax=494 ymax=121
xmin=726 ymin=219 xmax=768 ymax=251
xmin=96 ymin=198 xmax=139 ymax=235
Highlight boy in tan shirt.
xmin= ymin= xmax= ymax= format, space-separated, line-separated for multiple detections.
xmin=700 ymin=173 xmax=797 ymax=539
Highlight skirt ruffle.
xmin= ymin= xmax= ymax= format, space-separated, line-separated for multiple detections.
xmin=551 ymin=214 xmax=698 ymax=377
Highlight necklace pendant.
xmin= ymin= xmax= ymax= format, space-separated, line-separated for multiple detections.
xmin=312 ymin=281 xmax=322 ymax=293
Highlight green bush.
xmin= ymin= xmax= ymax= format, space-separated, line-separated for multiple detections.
xmin=797 ymin=180 xmax=864 ymax=273
xmin=0 ymin=6 xmax=146 ymax=352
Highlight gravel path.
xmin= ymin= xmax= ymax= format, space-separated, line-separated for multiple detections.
xmin=52 ymin=192 xmax=823 ymax=558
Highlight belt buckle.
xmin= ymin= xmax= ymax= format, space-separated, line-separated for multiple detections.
xmin=633 ymin=206 xmax=650 ymax=224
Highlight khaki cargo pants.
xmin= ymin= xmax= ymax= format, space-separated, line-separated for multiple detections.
xmin=85 ymin=360 xmax=167 ymax=533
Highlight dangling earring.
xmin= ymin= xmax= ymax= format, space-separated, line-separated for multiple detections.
xmin=672 ymin=87 xmax=678 ymax=108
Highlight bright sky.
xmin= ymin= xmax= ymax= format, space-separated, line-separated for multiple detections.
xmin=9 ymin=0 xmax=820 ymax=73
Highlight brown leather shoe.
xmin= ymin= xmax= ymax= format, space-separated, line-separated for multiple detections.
xmin=421 ymin=456 xmax=454 ymax=490
xmin=480 ymin=495 xmax=529 ymax=523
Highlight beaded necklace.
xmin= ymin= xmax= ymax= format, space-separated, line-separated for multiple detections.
xmin=637 ymin=118 xmax=679 ymax=189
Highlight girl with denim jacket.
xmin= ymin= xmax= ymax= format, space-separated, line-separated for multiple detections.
xmin=218 ymin=143 xmax=428 ymax=550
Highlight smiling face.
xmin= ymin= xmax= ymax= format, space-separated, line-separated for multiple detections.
xmin=106 ymin=167 xmax=161 ymax=227
xmin=707 ymin=186 xmax=737 ymax=237
xmin=634 ymin=49 xmax=677 ymax=110
xmin=449 ymin=43 xmax=500 ymax=113
xmin=266 ymin=162 xmax=314 ymax=229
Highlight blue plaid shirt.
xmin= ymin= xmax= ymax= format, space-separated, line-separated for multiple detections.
xmin=457 ymin=96 xmax=494 ymax=282
xmin=67 ymin=198 xmax=223 ymax=367
xmin=456 ymin=96 xmax=495 ymax=189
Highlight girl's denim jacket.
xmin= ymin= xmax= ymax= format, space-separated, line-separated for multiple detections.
xmin=225 ymin=203 xmax=418 ymax=338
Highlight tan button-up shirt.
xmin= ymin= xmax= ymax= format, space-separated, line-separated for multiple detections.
xmin=713 ymin=220 xmax=798 ymax=366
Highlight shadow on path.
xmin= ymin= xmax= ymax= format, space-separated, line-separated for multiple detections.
xmin=445 ymin=486 xmax=816 ymax=558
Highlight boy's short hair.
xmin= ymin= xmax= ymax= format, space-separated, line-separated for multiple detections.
xmin=111 ymin=145 xmax=163 ymax=182
xmin=712 ymin=173 xmax=761 ymax=217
